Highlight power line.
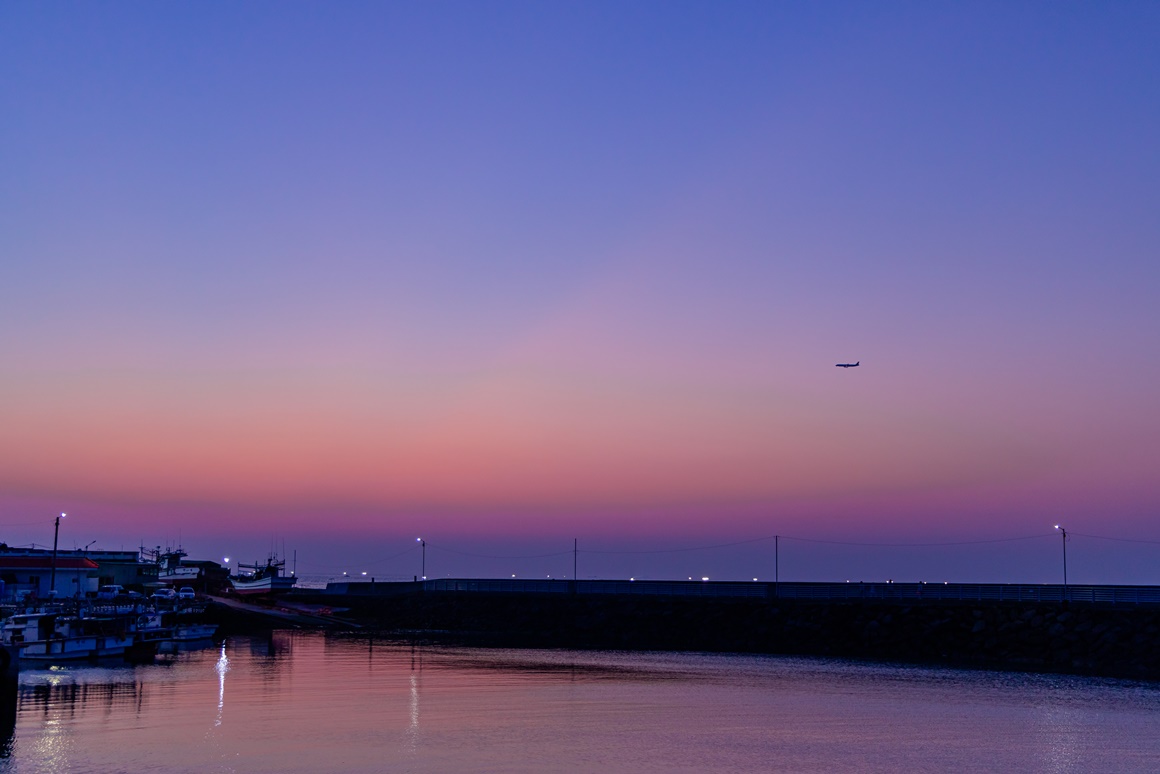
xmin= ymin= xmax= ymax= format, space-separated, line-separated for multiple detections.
xmin=580 ymin=532 xmax=1055 ymax=555
xmin=778 ymin=533 xmax=1054 ymax=548
xmin=1070 ymin=532 xmax=1160 ymax=546
xmin=428 ymin=543 xmax=574 ymax=560
xmin=583 ymin=534 xmax=780 ymax=555
xmin=234 ymin=529 xmax=1160 ymax=578
xmin=295 ymin=544 xmax=420 ymax=571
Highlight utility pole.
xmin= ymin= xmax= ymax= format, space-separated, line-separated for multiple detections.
xmin=1054 ymin=525 xmax=1069 ymax=599
xmin=417 ymin=538 xmax=426 ymax=580
xmin=50 ymin=512 xmax=65 ymax=596
xmin=573 ymin=538 xmax=578 ymax=582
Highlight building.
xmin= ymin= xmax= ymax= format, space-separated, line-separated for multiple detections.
xmin=0 ymin=554 xmax=99 ymax=598
xmin=0 ymin=546 xmax=157 ymax=599
xmin=86 ymin=549 xmax=159 ymax=589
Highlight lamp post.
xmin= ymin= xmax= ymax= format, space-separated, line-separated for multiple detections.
xmin=417 ymin=538 xmax=425 ymax=580
xmin=50 ymin=512 xmax=65 ymax=596
xmin=1054 ymin=524 xmax=1069 ymax=599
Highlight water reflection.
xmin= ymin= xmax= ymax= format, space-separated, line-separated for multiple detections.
xmin=3 ymin=635 xmax=1159 ymax=773
xmin=406 ymin=672 xmax=420 ymax=750
xmin=214 ymin=643 xmax=229 ymax=728
xmin=24 ymin=676 xmax=148 ymax=717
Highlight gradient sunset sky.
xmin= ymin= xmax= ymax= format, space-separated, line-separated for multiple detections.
xmin=2 ymin=2 xmax=1158 ymax=582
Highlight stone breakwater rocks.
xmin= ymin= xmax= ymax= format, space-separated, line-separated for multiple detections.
xmin=297 ymin=592 xmax=1160 ymax=679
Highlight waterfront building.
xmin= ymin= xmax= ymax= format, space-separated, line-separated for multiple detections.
xmin=0 ymin=554 xmax=99 ymax=599
xmin=0 ymin=547 xmax=158 ymax=599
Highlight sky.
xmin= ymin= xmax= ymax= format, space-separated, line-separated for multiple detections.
xmin=2 ymin=2 xmax=1159 ymax=583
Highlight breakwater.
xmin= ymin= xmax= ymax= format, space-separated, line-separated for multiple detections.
xmin=281 ymin=580 xmax=1160 ymax=679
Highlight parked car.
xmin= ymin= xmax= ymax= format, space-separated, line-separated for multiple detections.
xmin=177 ymin=587 xmax=196 ymax=600
xmin=150 ymin=588 xmax=177 ymax=602
xmin=97 ymin=585 xmax=125 ymax=600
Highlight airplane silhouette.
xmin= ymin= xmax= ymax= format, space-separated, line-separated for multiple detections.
xmin=835 ymin=361 xmax=860 ymax=368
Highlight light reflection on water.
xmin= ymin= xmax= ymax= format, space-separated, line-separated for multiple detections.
xmin=1 ymin=633 xmax=1159 ymax=773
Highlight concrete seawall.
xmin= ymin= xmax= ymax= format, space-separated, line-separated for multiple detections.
xmin=292 ymin=587 xmax=1160 ymax=679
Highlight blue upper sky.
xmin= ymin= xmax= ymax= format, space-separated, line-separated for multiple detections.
xmin=2 ymin=2 xmax=1159 ymax=582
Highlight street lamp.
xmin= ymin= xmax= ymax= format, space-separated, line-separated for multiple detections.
xmin=50 ymin=512 xmax=66 ymax=596
xmin=417 ymin=538 xmax=426 ymax=579
xmin=1054 ymin=525 xmax=1069 ymax=597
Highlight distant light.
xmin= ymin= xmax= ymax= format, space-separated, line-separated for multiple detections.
xmin=511 ymin=574 xmax=516 ymax=578
xmin=416 ymin=537 xmax=422 ymax=542
xmin=630 ymin=578 xmax=635 ymax=581
xmin=1054 ymin=524 xmax=1061 ymax=530
xmin=753 ymin=578 xmax=758 ymax=582
xmin=61 ymin=512 xmax=66 ymax=518
xmin=343 ymin=572 xmax=347 ymax=576
xmin=944 ymin=581 xmax=948 ymax=585
xmin=361 ymin=572 xmax=367 ymax=576
xmin=223 ymin=557 xmax=230 ymax=563
xmin=701 ymin=577 xmax=709 ymax=582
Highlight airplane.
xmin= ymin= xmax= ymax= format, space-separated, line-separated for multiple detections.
xmin=835 ymin=361 xmax=860 ymax=368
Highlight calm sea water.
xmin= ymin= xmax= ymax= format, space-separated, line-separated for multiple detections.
xmin=2 ymin=632 xmax=1159 ymax=773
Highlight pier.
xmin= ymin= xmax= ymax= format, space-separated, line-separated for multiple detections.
xmin=268 ymin=579 xmax=1160 ymax=680
xmin=320 ymin=578 xmax=1160 ymax=606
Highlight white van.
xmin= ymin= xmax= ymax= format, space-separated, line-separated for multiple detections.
xmin=97 ymin=585 xmax=125 ymax=600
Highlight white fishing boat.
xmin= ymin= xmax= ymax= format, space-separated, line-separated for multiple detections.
xmin=230 ymin=555 xmax=297 ymax=596
xmin=0 ymin=612 xmax=139 ymax=664
xmin=152 ymin=548 xmax=202 ymax=585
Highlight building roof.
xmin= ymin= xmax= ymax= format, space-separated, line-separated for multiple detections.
xmin=0 ymin=557 xmax=99 ymax=570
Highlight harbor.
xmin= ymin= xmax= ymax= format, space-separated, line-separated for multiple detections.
xmin=6 ymin=1 xmax=1160 ymax=769
xmin=2 ymin=538 xmax=1159 ymax=681
xmin=0 ymin=544 xmax=234 ymax=673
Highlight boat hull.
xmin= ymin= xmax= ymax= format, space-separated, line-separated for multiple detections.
xmin=17 ymin=634 xmax=136 ymax=663
xmin=230 ymin=577 xmax=297 ymax=595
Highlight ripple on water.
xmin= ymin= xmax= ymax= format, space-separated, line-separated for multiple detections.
xmin=4 ymin=632 xmax=1160 ymax=773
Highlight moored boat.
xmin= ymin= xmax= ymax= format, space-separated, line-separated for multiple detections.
xmin=230 ymin=556 xmax=297 ymax=596
xmin=0 ymin=612 xmax=139 ymax=665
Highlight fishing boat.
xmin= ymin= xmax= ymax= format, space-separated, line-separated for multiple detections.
xmin=0 ymin=612 xmax=140 ymax=665
xmin=230 ymin=555 xmax=297 ymax=596
xmin=154 ymin=548 xmax=202 ymax=586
